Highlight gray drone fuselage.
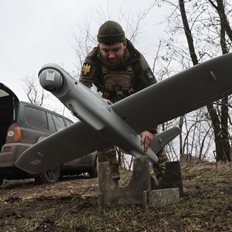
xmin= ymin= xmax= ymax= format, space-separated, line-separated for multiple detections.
xmin=39 ymin=65 xmax=158 ymax=162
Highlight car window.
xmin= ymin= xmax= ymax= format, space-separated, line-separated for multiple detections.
xmin=24 ymin=106 xmax=48 ymax=130
xmin=52 ymin=115 xmax=66 ymax=131
xmin=47 ymin=113 xmax=56 ymax=133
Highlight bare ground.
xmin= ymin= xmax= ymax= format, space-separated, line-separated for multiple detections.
xmin=1 ymin=163 xmax=232 ymax=231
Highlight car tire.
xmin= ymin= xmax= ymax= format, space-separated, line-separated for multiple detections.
xmin=36 ymin=166 xmax=60 ymax=184
xmin=88 ymin=158 xmax=98 ymax=178
xmin=88 ymin=168 xmax=98 ymax=178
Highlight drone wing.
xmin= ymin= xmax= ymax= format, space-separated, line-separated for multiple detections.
xmin=16 ymin=53 xmax=232 ymax=174
xmin=113 ymin=53 xmax=232 ymax=132
xmin=16 ymin=121 xmax=108 ymax=174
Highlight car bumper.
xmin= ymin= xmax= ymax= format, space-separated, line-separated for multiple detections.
xmin=0 ymin=143 xmax=31 ymax=167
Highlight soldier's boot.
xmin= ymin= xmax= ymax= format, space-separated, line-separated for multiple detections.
xmin=98 ymin=148 xmax=120 ymax=185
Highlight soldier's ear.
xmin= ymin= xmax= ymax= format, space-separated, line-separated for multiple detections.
xmin=123 ymin=40 xmax=127 ymax=48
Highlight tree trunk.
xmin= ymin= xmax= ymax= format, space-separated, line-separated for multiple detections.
xmin=179 ymin=0 xmax=231 ymax=161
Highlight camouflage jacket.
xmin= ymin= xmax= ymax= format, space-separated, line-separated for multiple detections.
xmin=80 ymin=40 xmax=157 ymax=94
xmin=80 ymin=40 xmax=157 ymax=133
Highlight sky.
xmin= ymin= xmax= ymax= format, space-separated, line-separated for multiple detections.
xmin=0 ymin=0 xmax=168 ymax=116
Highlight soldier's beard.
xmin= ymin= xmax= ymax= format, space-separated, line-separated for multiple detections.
xmin=108 ymin=58 xmax=119 ymax=63
xmin=98 ymin=49 xmax=129 ymax=69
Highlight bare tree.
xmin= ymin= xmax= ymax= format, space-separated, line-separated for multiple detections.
xmin=23 ymin=76 xmax=45 ymax=106
xmin=150 ymin=0 xmax=232 ymax=162
xmin=178 ymin=0 xmax=232 ymax=161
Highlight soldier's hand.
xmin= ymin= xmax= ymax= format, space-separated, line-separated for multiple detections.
xmin=140 ymin=130 xmax=154 ymax=152
xmin=102 ymin=98 xmax=112 ymax=105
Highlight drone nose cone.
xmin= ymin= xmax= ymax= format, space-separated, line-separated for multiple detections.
xmin=39 ymin=68 xmax=63 ymax=92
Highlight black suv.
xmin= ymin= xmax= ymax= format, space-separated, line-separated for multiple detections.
xmin=0 ymin=83 xmax=97 ymax=185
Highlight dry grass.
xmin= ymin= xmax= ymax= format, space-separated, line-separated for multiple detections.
xmin=0 ymin=163 xmax=232 ymax=231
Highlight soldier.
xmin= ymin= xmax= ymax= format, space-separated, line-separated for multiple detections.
xmin=80 ymin=20 xmax=167 ymax=184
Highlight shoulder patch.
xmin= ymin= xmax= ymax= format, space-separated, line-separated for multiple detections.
xmin=82 ymin=63 xmax=91 ymax=76
xmin=145 ymin=68 xmax=155 ymax=80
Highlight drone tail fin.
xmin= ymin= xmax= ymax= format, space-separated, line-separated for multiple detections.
xmin=150 ymin=126 xmax=181 ymax=155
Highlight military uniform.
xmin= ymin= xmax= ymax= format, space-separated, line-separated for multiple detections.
xmin=80 ymin=21 xmax=167 ymax=182
xmin=80 ymin=40 xmax=157 ymax=102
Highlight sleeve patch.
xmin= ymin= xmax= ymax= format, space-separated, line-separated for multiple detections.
xmin=82 ymin=63 xmax=91 ymax=75
xmin=145 ymin=68 xmax=155 ymax=80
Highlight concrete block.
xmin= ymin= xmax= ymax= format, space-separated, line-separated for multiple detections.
xmin=98 ymin=157 xmax=183 ymax=208
xmin=144 ymin=188 xmax=180 ymax=208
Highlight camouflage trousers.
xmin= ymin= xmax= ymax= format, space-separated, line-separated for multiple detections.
xmin=152 ymin=148 xmax=169 ymax=180
xmin=97 ymin=145 xmax=120 ymax=180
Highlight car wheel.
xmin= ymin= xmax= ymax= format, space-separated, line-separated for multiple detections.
xmin=36 ymin=166 xmax=60 ymax=184
xmin=88 ymin=168 xmax=98 ymax=178
xmin=88 ymin=159 xmax=98 ymax=178
xmin=0 ymin=178 xmax=3 ymax=186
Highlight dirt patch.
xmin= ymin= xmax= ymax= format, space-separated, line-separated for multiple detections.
xmin=1 ymin=164 xmax=232 ymax=231
xmin=0 ymin=176 xmax=98 ymax=231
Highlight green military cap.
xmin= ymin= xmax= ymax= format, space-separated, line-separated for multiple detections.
xmin=97 ymin=20 xmax=125 ymax=44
